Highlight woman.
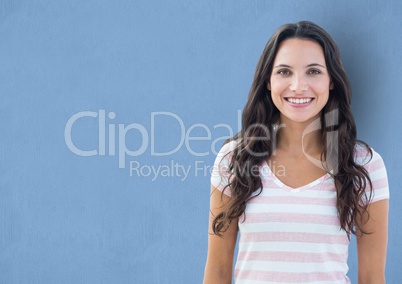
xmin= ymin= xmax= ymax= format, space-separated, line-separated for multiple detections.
xmin=203 ymin=21 xmax=389 ymax=283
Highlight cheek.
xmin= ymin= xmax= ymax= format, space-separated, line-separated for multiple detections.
xmin=312 ymin=80 xmax=331 ymax=94
xmin=269 ymin=79 xmax=287 ymax=94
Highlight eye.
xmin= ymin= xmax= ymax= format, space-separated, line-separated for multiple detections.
xmin=277 ymin=69 xmax=291 ymax=75
xmin=308 ymin=69 xmax=321 ymax=74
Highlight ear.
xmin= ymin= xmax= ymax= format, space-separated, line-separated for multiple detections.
xmin=267 ymin=82 xmax=271 ymax=91
xmin=329 ymin=82 xmax=334 ymax=90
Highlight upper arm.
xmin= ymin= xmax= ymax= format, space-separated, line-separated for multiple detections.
xmin=356 ymin=199 xmax=389 ymax=284
xmin=203 ymin=185 xmax=238 ymax=284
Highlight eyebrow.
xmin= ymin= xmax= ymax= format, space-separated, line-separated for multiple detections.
xmin=273 ymin=63 xmax=326 ymax=69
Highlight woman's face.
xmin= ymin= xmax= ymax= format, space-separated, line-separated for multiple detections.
xmin=268 ymin=38 xmax=333 ymax=124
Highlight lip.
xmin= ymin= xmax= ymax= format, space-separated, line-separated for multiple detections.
xmin=284 ymin=97 xmax=315 ymax=108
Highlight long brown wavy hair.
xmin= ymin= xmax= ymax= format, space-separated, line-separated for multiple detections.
xmin=212 ymin=21 xmax=373 ymax=238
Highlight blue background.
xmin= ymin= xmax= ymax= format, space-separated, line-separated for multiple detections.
xmin=1 ymin=0 xmax=401 ymax=283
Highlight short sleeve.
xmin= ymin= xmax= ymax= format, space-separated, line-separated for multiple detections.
xmin=210 ymin=141 xmax=237 ymax=197
xmin=356 ymin=146 xmax=390 ymax=204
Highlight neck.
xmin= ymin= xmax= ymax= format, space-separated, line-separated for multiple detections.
xmin=275 ymin=115 xmax=323 ymax=157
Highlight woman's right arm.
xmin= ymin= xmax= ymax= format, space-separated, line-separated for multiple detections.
xmin=203 ymin=185 xmax=238 ymax=284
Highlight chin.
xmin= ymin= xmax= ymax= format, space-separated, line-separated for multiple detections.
xmin=283 ymin=113 xmax=322 ymax=124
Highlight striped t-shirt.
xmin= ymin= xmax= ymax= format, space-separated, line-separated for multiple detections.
xmin=211 ymin=140 xmax=389 ymax=284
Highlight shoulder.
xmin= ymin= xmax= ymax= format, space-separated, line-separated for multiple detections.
xmin=211 ymin=140 xmax=239 ymax=196
xmin=354 ymin=143 xmax=385 ymax=170
xmin=215 ymin=140 xmax=238 ymax=161
xmin=354 ymin=143 xmax=389 ymax=203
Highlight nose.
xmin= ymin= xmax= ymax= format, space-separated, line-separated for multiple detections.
xmin=290 ymin=74 xmax=308 ymax=92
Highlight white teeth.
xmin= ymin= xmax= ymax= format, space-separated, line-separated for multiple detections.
xmin=287 ymin=98 xmax=313 ymax=104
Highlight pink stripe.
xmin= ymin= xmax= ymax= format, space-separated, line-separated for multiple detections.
xmin=244 ymin=212 xmax=340 ymax=225
xmin=366 ymin=157 xmax=385 ymax=171
xmin=371 ymin=177 xmax=388 ymax=190
xmin=309 ymin=181 xmax=336 ymax=191
xmin=237 ymin=250 xmax=345 ymax=263
xmin=240 ymin=231 xmax=349 ymax=245
xmin=247 ymin=196 xmax=336 ymax=206
xmin=355 ymin=147 xmax=370 ymax=158
xmin=236 ymin=269 xmax=347 ymax=282
xmin=361 ymin=177 xmax=388 ymax=196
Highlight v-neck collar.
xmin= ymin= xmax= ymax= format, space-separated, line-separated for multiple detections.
xmin=261 ymin=160 xmax=331 ymax=192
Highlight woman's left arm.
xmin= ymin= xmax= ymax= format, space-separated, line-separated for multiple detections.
xmin=356 ymin=199 xmax=389 ymax=284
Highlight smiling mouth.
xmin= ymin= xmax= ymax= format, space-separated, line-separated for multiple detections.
xmin=285 ymin=98 xmax=314 ymax=104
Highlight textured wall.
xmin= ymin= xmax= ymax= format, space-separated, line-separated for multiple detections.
xmin=1 ymin=0 xmax=401 ymax=283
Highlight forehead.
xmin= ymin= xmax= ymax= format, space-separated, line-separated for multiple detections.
xmin=273 ymin=38 xmax=325 ymax=64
